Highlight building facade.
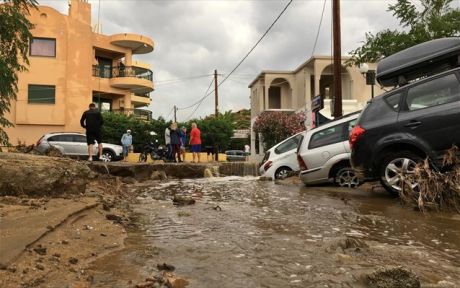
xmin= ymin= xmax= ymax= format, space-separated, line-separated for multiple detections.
xmin=249 ymin=56 xmax=383 ymax=159
xmin=5 ymin=0 xmax=154 ymax=145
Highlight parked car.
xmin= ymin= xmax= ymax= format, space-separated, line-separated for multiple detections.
xmin=350 ymin=38 xmax=460 ymax=195
xmin=259 ymin=132 xmax=304 ymax=179
xmin=297 ymin=112 xmax=360 ymax=187
xmin=35 ymin=132 xmax=123 ymax=161
xmin=225 ymin=150 xmax=246 ymax=162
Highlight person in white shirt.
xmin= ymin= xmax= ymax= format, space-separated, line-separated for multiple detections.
xmin=244 ymin=144 xmax=250 ymax=161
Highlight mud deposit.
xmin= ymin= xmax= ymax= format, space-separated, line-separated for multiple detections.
xmin=87 ymin=177 xmax=460 ymax=287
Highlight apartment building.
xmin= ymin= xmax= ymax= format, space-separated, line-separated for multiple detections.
xmin=249 ymin=56 xmax=383 ymax=159
xmin=5 ymin=0 xmax=154 ymax=145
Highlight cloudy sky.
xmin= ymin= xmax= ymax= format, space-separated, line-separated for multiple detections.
xmin=41 ymin=0 xmax=418 ymax=121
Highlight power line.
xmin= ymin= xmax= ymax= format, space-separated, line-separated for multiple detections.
xmin=177 ymin=77 xmax=214 ymax=110
xmin=311 ymin=0 xmax=327 ymax=56
xmin=184 ymin=78 xmax=215 ymax=120
xmin=216 ymin=0 xmax=293 ymax=89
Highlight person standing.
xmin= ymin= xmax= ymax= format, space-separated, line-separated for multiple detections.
xmin=244 ymin=144 xmax=250 ymax=161
xmin=189 ymin=122 xmax=201 ymax=163
xmin=121 ymin=129 xmax=133 ymax=161
xmin=179 ymin=126 xmax=187 ymax=162
xmin=170 ymin=123 xmax=182 ymax=163
xmin=80 ymin=103 xmax=104 ymax=161
xmin=165 ymin=124 xmax=172 ymax=161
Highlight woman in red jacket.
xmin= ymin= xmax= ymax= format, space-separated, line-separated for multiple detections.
xmin=189 ymin=122 xmax=201 ymax=163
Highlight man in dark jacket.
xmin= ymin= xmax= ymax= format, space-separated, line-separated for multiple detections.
xmin=80 ymin=103 xmax=104 ymax=161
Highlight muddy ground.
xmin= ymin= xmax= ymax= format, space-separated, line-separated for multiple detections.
xmin=0 ymin=173 xmax=459 ymax=288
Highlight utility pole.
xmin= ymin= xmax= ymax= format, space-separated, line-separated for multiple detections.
xmin=214 ymin=69 xmax=219 ymax=118
xmin=173 ymin=105 xmax=177 ymax=123
xmin=332 ymin=0 xmax=343 ymax=118
xmin=214 ymin=70 xmax=219 ymax=162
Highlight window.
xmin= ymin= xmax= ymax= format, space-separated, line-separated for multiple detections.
xmin=406 ymin=74 xmax=460 ymax=111
xmin=384 ymin=93 xmax=402 ymax=111
xmin=48 ymin=135 xmax=72 ymax=142
xmin=30 ymin=38 xmax=56 ymax=57
xmin=309 ymin=123 xmax=346 ymax=149
xmin=73 ymin=135 xmax=87 ymax=143
xmin=28 ymin=85 xmax=55 ymax=104
xmin=275 ymin=134 xmax=302 ymax=154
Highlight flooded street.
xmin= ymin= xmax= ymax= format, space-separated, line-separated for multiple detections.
xmin=87 ymin=177 xmax=460 ymax=287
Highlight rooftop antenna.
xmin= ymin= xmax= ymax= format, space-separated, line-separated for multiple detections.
xmin=96 ymin=0 xmax=101 ymax=33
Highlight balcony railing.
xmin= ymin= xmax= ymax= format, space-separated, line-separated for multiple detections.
xmin=112 ymin=108 xmax=152 ymax=121
xmin=92 ymin=65 xmax=153 ymax=81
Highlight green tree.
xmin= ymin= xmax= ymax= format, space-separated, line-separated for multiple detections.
xmin=101 ymin=113 xmax=168 ymax=152
xmin=348 ymin=0 xmax=460 ymax=65
xmin=0 ymin=0 xmax=37 ymax=146
xmin=191 ymin=117 xmax=234 ymax=152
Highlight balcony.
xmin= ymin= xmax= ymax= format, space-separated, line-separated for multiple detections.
xmin=92 ymin=65 xmax=154 ymax=94
xmin=109 ymin=33 xmax=154 ymax=54
xmin=112 ymin=108 xmax=152 ymax=121
xmin=132 ymin=93 xmax=151 ymax=108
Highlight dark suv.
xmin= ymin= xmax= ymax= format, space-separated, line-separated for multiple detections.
xmin=350 ymin=38 xmax=460 ymax=194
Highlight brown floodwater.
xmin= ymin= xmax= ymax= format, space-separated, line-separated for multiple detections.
xmin=87 ymin=177 xmax=460 ymax=287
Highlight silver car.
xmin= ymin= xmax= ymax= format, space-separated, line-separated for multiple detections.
xmin=35 ymin=132 xmax=123 ymax=161
xmin=297 ymin=112 xmax=360 ymax=188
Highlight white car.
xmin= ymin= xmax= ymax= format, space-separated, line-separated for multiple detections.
xmin=35 ymin=132 xmax=124 ymax=161
xmin=259 ymin=132 xmax=304 ymax=179
xmin=297 ymin=112 xmax=360 ymax=187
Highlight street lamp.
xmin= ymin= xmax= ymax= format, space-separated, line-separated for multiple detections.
xmin=358 ymin=63 xmax=376 ymax=98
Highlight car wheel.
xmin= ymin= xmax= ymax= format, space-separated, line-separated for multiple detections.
xmin=275 ymin=167 xmax=292 ymax=180
xmin=102 ymin=150 xmax=114 ymax=162
xmin=335 ymin=167 xmax=359 ymax=188
xmin=379 ymin=151 xmax=422 ymax=195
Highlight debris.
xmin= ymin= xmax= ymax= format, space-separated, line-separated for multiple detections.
xmin=106 ymin=214 xmax=123 ymax=223
xmin=365 ymin=266 xmax=420 ymax=288
xmin=157 ymin=263 xmax=175 ymax=271
xmin=100 ymin=233 xmax=107 ymax=237
xmin=33 ymin=246 xmax=47 ymax=256
xmin=172 ymin=195 xmax=195 ymax=206
xmin=35 ymin=264 xmax=45 ymax=271
xmin=69 ymin=257 xmax=79 ymax=265
xmin=213 ymin=205 xmax=222 ymax=211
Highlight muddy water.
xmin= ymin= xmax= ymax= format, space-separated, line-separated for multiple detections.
xmin=88 ymin=177 xmax=460 ymax=287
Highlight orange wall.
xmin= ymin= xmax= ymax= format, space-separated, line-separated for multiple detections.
xmin=5 ymin=1 xmax=153 ymax=145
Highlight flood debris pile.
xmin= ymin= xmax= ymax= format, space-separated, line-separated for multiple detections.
xmin=401 ymin=146 xmax=460 ymax=212
xmin=135 ymin=263 xmax=189 ymax=288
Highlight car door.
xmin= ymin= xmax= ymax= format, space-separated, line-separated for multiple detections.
xmin=47 ymin=134 xmax=73 ymax=155
xmin=398 ymin=72 xmax=460 ymax=154
xmin=304 ymin=122 xmax=347 ymax=171
xmin=72 ymin=134 xmax=88 ymax=156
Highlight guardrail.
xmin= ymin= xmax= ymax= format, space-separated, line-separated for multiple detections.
xmin=92 ymin=65 xmax=153 ymax=81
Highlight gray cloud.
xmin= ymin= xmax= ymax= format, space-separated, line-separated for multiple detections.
xmin=40 ymin=0 xmax=411 ymax=121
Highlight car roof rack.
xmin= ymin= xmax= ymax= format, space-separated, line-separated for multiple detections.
xmin=376 ymin=37 xmax=460 ymax=87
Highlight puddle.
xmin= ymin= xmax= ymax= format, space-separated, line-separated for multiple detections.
xmin=87 ymin=177 xmax=460 ymax=287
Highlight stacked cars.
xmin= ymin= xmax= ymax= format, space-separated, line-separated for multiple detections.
xmin=350 ymin=37 xmax=460 ymax=194
xmin=260 ymin=38 xmax=460 ymax=194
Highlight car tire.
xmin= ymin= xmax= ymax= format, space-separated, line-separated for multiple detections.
xmin=275 ymin=167 xmax=292 ymax=180
xmin=379 ymin=151 xmax=423 ymax=196
xmin=139 ymin=153 xmax=147 ymax=163
xmin=335 ymin=167 xmax=359 ymax=188
xmin=102 ymin=150 xmax=115 ymax=162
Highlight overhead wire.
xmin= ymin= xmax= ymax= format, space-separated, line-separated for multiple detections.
xmin=177 ymin=77 xmax=214 ymax=111
xmin=183 ymin=78 xmax=215 ymax=120
xmin=216 ymin=0 xmax=293 ymax=89
xmin=311 ymin=0 xmax=327 ymax=57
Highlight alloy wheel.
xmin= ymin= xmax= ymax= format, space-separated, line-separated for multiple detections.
xmin=276 ymin=168 xmax=290 ymax=179
xmin=384 ymin=157 xmax=418 ymax=192
xmin=336 ymin=169 xmax=359 ymax=188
